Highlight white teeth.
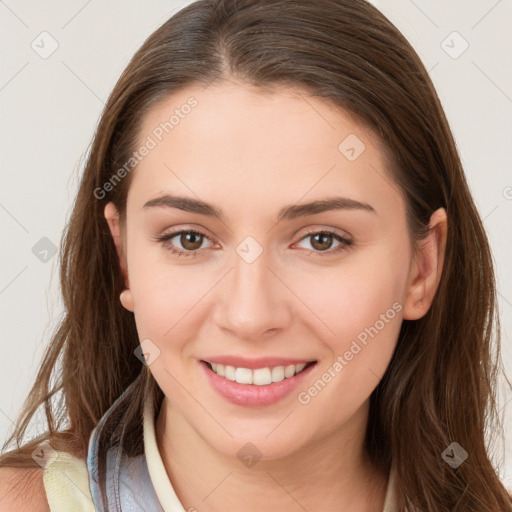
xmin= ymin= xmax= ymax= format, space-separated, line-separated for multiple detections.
xmin=271 ymin=366 xmax=285 ymax=382
xmin=253 ymin=368 xmax=272 ymax=385
xmin=284 ymin=365 xmax=295 ymax=378
xmin=225 ymin=365 xmax=236 ymax=381
xmin=235 ymin=367 xmax=253 ymax=384
xmin=207 ymin=361 xmax=310 ymax=385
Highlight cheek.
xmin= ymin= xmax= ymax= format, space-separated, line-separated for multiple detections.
xmin=290 ymin=249 xmax=405 ymax=374
xmin=128 ymin=259 xmax=210 ymax=398
xmin=301 ymin=254 xmax=402 ymax=329
xmin=130 ymin=267 xmax=208 ymax=339
xmin=126 ymin=239 xmax=209 ymax=342
xmin=291 ymin=260 xmax=404 ymax=423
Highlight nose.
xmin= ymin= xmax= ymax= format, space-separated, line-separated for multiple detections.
xmin=212 ymin=245 xmax=293 ymax=341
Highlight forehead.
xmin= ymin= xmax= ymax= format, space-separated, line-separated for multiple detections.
xmin=126 ymin=80 xmax=402 ymax=224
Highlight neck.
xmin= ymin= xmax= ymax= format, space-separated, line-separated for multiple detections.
xmin=155 ymin=399 xmax=389 ymax=512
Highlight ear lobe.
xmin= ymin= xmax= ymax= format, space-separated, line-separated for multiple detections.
xmin=104 ymin=202 xmax=129 ymax=288
xmin=403 ymin=207 xmax=448 ymax=320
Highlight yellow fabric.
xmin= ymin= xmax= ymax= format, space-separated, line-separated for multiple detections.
xmin=42 ymin=451 xmax=95 ymax=511
xmin=42 ymin=397 xmax=397 ymax=511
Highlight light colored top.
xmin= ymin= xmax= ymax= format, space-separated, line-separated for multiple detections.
xmin=42 ymin=398 xmax=397 ymax=511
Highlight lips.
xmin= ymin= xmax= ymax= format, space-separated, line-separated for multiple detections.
xmin=199 ymin=358 xmax=318 ymax=407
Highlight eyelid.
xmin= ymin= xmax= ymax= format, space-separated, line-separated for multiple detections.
xmin=157 ymin=224 xmax=216 ymax=242
xmin=295 ymin=225 xmax=352 ymax=240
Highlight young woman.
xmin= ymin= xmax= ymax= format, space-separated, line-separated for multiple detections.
xmin=1 ymin=0 xmax=511 ymax=511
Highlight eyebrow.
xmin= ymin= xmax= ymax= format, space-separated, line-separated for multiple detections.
xmin=143 ymin=194 xmax=376 ymax=222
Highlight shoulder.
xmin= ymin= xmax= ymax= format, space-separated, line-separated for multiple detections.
xmin=0 ymin=466 xmax=50 ymax=512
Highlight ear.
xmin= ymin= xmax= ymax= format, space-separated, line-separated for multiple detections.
xmin=104 ymin=202 xmax=129 ymax=289
xmin=403 ymin=207 xmax=448 ymax=320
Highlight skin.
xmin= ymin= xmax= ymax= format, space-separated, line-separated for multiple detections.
xmin=105 ymin=79 xmax=447 ymax=512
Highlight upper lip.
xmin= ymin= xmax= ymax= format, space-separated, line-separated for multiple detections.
xmin=201 ymin=356 xmax=317 ymax=370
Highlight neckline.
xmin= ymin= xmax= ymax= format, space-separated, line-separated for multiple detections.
xmin=142 ymin=396 xmax=397 ymax=512
xmin=143 ymin=396 xmax=186 ymax=512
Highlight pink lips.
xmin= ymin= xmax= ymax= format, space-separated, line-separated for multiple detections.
xmin=199 ymin=359 xmax=317 ymax=407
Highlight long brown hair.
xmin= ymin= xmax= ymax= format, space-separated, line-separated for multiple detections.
xmin=1 ymin=0 xmax=510 ymax=509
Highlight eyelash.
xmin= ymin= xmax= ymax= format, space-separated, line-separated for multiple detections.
xmin=155 ymin=228 xmax=353 ymax=258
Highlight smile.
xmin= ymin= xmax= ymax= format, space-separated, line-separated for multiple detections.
xmin=199 ymin=359 xmax=318 ymax=407
xmin=203 ymin=360 xmax=315 ymax=385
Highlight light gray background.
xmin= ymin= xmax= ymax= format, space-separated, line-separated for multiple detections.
xmin=1 ymin=0 xmax=511 ymax=487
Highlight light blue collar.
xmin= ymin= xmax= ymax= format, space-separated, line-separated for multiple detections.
xmin=86 ymin=376 xmax=164 ymax=511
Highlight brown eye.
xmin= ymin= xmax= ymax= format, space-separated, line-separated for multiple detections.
xmin=310 ymin=232 xmax=335 ymax=251
xmin=296 ymin=229 xmax=353 ymax=257
xmin=157 ymin=229 xmax=212 ymax=257
xmin=178 ymin=231 xmax=204 ymax=251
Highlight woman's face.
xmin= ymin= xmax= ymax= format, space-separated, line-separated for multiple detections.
xmin=105 ymin=79 xmax=445 ymax=460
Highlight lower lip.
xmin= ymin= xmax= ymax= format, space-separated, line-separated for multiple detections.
xmin=199 ymin=360 xmax=317 ymax=407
